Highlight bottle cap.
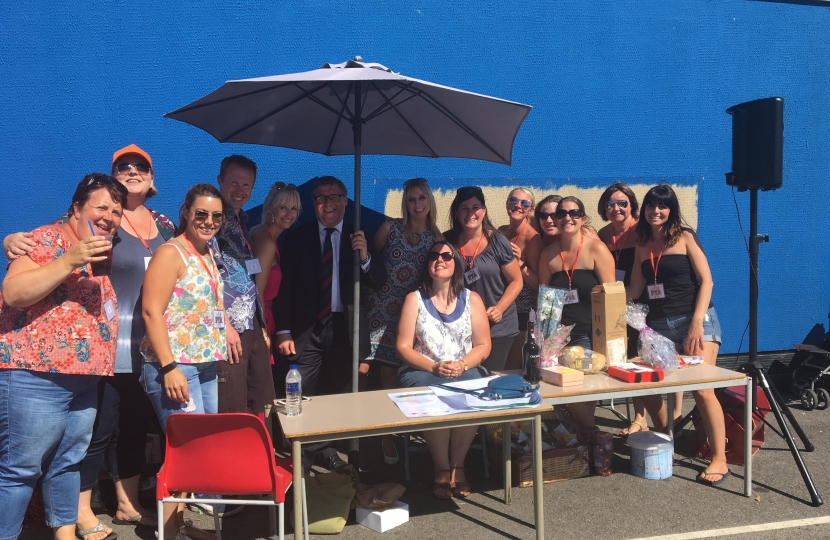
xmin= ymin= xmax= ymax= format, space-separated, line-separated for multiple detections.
xmin=290 ymin=364 xmax=298 ymax=370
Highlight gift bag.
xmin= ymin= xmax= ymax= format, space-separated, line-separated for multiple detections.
xmin=626 ymin=302 xmax=679 ymax=375
xmin=291 ymin=465 xmax=359 ymax=534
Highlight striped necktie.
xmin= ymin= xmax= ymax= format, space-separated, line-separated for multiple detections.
xmin=318 ymin=227 xmax=335 ymax=324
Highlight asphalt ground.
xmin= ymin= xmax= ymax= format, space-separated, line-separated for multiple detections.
xmin=20 ymin=395 xmax=830 ymax=540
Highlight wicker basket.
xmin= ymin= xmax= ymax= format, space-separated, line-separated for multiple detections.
xmin=486 ymin=417 xmax=590 ymax=487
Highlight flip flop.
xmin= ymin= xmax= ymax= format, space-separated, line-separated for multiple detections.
xmin=620 ymin=420 xmax=649 ymax=437
xmin=76 ymin=521 xmax=117 ymax=540
xmin=697 ymin=469 xmax=731 ymax=487
xmin=111 ymin=513 xmax=157 ymax=528
xmin=432 ymin=468 xmax=453 ymax=500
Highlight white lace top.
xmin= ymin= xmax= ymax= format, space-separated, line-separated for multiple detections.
xmin=413 ymin=288 xmax=472 ymax=363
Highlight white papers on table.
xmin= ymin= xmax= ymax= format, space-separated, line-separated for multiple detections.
xmin=617 ymin=362 xmax=655 ymax=373
xmin=388 ymin=376 xmax=542 ymax=417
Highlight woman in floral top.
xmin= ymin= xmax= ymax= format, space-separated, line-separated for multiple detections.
xmin=140 ymin=183 xmax=227 ymax=540
xmin=0 ymin=174 xmax=127 ymax=540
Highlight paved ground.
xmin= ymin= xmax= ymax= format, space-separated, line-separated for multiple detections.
xmin=20 ymin=395 xmax=830 ymax=540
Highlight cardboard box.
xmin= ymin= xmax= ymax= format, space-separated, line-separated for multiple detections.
xmin=356 ymin=501 xmax=409 ymax=533
xmin=591 ymin=282 xmax=628 ymax=366
xmin=541 ymin=366 xmax=585 ymax=387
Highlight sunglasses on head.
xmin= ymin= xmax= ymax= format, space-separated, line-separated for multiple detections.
xmin=82 ymin=174 xmax=118 ymax=189
xmin=114 ymin=163 xmax=151 ymax=174
xmin=427 ymin=251 xmax=454 ymax=262
xmin=508 ymin=196 xmax=532 ymax=208
xmin=193 ymin=210 xmax=225 ymax=224
xmin=273 ymin=182 xmax=298 ymax=190
xmin=605 ymin=199 xmax=629 ymax=210
xmin=555 ymin=208 xmax=584 ymax=220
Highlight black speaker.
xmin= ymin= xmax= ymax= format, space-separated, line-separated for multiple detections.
xmin=726 ymin=97 xmax=784 ymax=191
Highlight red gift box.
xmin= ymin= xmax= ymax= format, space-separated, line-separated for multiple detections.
xmin=607 ymin=365 xmax=665 ymax=383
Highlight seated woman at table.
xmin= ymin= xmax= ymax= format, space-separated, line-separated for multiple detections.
xmin=538 ymin=196 xmax=615 ymax=438
xmin=627 ymin=184 xmax=727 ymax=486
xmin=0 ymin=173 xmax=125 ymax=540
xmin=396 ymin=240 xmax=491 ymax=500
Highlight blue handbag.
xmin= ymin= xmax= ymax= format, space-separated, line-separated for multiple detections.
xmin=436 ymin=374 xmax=539 ymax=401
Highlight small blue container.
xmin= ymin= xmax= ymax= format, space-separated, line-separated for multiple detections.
xmin=628 ymin=431 xmax=673 ymax=480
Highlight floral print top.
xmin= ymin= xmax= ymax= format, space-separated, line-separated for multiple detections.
xmin=0 ymin=225 xmax=117 ymax=375
xmin=140 ymin=240 xmax=226 ymax=364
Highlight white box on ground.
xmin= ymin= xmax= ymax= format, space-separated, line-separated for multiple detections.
xmin=356 ymin=501 xmax=409 ymax=533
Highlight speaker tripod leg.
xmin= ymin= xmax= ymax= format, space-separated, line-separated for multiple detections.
xmin=759 ymin=370 xmax=814 ymax=451
xmin=753 ymin=367 xmax=823 ymax=506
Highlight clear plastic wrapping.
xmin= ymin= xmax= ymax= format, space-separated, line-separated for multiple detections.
xmin=625 ymin=302 xmax=678 ymax=375
xmin=535 ymin=286 xmax=573 ymax=367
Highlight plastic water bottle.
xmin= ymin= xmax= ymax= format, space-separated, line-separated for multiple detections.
xmin=285 ymin=364 xmax=302 ymax=416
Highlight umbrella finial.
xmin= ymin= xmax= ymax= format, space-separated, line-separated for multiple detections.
xmin=354 ymin=55 xmax=363 ymax=62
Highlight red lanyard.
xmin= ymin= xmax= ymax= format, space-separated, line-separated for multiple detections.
xmin=179 ymin=236 xmax=221 ymax=302
xmin=229 ymin=217 xmax=252 ymax=253
xmin=459 ymin=233 xmax=485 ymax=269
xmin=558 ymin=234 xmax=583 ymax=289
xmin=511 ymin=219 xmax=528 ymax=244
xmin=649 ymin=242 xmax=665 ymax=284
xmin=611 ymin=220 xmax=632 ymax=265
xmin=121 ymin=211 xmax=153 ymax=253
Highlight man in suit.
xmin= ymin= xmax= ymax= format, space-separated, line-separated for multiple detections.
xmin=274 ymin=175 xmax=385 ymax=470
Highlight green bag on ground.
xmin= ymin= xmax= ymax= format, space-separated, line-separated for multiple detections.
xmin=291 ymin=465 xmax=358 ymax=534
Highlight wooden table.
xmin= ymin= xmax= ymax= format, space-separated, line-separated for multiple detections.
xmin=536 ymin=364 xmax=752 ymax=495
xmin=278 ymin=389 xmax=553 ymax=540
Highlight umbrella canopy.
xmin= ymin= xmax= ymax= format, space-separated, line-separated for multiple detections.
xmin=165 ymin=59 xmax=531 ymax=165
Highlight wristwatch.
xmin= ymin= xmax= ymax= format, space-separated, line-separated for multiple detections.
xmin=158 ymin=361 xmax=179 ymax=375
xmin=460 ymin=359 xmax=468 ymax=371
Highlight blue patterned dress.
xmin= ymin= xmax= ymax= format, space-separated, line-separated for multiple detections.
xmin=365 ymin=219 xmax=437 ymax=367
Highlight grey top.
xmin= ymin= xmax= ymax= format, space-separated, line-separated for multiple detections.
xmin=110 ymin=226 xmax=166 ymax=373
xmin=463 ymin=231 xmax=518 ymax=339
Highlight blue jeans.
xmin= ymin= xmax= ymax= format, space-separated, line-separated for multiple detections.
xmin=0 ymin=370 xmax=99 ymax=538
xmin=398 ymin=365 xmax=486 ymax=388
xmin=140 ymin=362 xmax=218 ymax=433
xmin=647 ymin=306 xmax=723 ymax=351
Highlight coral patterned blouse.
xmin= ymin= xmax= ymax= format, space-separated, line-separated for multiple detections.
xmin=0 ymin=225 xmax=117 ymax=375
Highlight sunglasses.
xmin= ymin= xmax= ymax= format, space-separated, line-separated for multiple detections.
xmin=605 ymin=199 xmax=629 ymax=210
xmin=313 ymin=193 xmax=346 ymax=204
xmin=427 ymin=251 xmax=454 ymax=262
xmin=273 ymin=182 xmax=298 ymax=190
xmin=82 ymin=174 xmax=118 ymax=188
xmin=193 ymin=210 xmax=225 ymax=224
xmin=555 ymin=208 xmax=585 ymax=220
xmin=537 ymin=211 xmax=557 ymax=221
xmin=508 ymin=196 xmax=532 ymax=208
xmin=114 ymin=163 xmax=151 ymax=174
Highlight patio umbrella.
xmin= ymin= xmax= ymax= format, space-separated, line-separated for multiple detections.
xmin=164 ymin=57 xmax=532 ymax=396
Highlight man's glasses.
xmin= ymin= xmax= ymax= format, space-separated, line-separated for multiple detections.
xmin=427 ymin=251 xmax=454 ymax=262
xmin=193 ymin=210 xmax=225 ymax=224
xmin=508 ymin=196 xmax=532 ymax=208
xmin=555 ymin=208 xmax=585 ymax=220
xmin=605 ymin=199 xmax=629 ymax=210
xmin=313 ymin=193 xmax=346 ymax=204
xmin=114 ymin=163 xmax=151 ymax=174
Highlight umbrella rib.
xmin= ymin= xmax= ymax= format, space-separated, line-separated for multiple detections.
xmin=220 ymin=82 xmax=350 ymax=142
xmin=324 ymin=82 xmax=355 ymax=155
xmin=361 ymin=83 xmax=421 ymax=123
xmin=166 ymin=81 xmax=300 ymax=114
xmin=366 ymin=82 xmax=439 ymax=157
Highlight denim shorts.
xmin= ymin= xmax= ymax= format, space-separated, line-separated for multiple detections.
xmin=140 ymin=362 xmax=218 ymax=433
xmin=647 ymin=306 xmax=722 ymax=352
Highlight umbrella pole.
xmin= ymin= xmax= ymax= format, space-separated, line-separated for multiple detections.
xmin=350 ymin=81 xmax=363 ymax=463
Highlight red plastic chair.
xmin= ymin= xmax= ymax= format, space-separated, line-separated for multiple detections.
xmin=156 ymin=413 xmax=306 ymax=540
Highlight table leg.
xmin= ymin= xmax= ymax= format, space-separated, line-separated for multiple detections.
xmin=666 ymin=392 xmax=675 ymax=440
xmin=292 ymin=440 xmax=303 ymax=540
xmin=744 ymin=376 xmax=753 ymax=497
xmin=502 ymin=421 xmax=511 ymax=504
xmin=532 ymin=414 xmax=544 ymax=540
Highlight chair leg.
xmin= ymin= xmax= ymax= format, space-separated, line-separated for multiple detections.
xmin=213 ymin=509 xmax=222 ymax=540
xmin=302 ymin=477 xmax=309 ymax=540
xmin=479 ymin=427 xmax=490 ymax=479
xmin=157 ymin=499 xmax=165 ymax=540
xmin=271 ymin=503 xmax=280 ymax=540
xmin=404 ymin=433 xmax=411 ymax=482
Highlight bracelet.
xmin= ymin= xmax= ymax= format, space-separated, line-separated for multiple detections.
xmin=158 ymin=361 xmax=179 ymax=375
xmin=460 ymin=358 xmax=468 ymax=371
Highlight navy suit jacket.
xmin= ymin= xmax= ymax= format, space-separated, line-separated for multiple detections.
xmin=273 ymin=219 xmax=386 ymax=345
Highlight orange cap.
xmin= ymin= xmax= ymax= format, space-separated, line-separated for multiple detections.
xmin=112 ymin=144 xmax=152 ymax=167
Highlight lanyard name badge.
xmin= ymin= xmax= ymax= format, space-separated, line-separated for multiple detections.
xmin=229 ymin=217 xmax=261 ymax=275
xmin=648 ymin=242 xmax=666 ymax=299
xmin=461 ymin=234 xmax=485 ymax=285
xmin=560 ymin=236 xmax=583 ymax=305
xmin=180 ymin=238 xmax=225 ymax=327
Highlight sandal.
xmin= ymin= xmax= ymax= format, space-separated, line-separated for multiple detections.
xmin=432 ymin=469 xmax=453 ymax=500
xmin=620 ymin=419 xmax=648 ymax=437
xmin=112 ymin=513 xmax=157 ymax=528
xmin=76 ymin=521 xmax=117 ymax=540
xmin=450 ymin=466 xmax=471 ymax=498
xmin=176 ymin=524 xmax=217 ymax=540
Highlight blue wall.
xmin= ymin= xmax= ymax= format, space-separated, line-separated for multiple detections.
xmin=2 ymin=0 xmax=828 ymax=353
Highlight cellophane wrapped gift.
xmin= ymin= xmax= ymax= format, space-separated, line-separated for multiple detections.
xmin=535 ymin=287 xmax=574 ymax=367
xmin=625 ymin=302 xmax=679 ymax=375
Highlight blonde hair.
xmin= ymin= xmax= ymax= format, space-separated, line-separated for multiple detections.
xmin=261 ymin=182 xmax=301 ymax=226
xmin=400 ymin=178 xmax=441 ymax=244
